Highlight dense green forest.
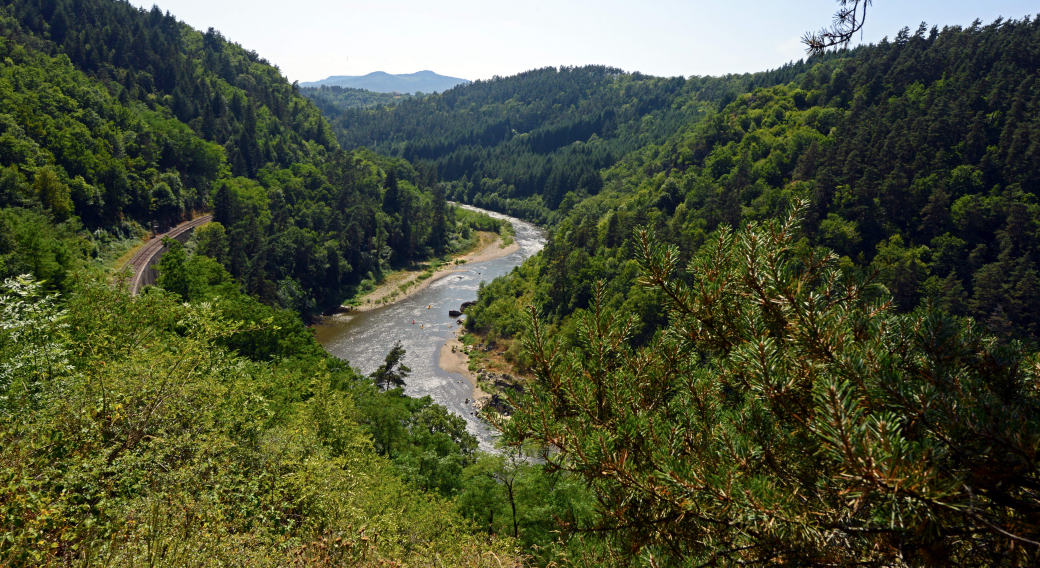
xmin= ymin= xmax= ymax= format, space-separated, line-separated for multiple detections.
xmin=301 ymin=84 xmax=418 ymax=115
xmin=326 ymin=63 xmax=847 ymax=222
xmin=0 ymin=0 xmax=510 ymax=313
xmin=3 ymin=0 xmax=336 ymax=177
xmin=462 ymin=17 xmax=1040 ymax=565
xmin=0 ymin=0 xmax=599 ymax=564
xmin=3 ymin=0 xmax=1040 ymax=563
xmin=469 ymin=17 xmax=1040 ymax=348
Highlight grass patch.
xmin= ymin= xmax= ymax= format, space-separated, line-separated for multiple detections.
xmin=103 ymin=238 xmax=146 ymax=274
xmin=95 ymin=223 xmax=149 ymax=275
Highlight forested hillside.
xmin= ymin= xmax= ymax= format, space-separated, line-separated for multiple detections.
xmin=468 ymin=18 xmax=1040 ymax=351
xmin=3 ymin=0 xmax=336 ymax=176
xmin=301 ymin=84 xmax=418 ymax=116
xmin=205 ymin=154 xmax=490 ymax=311
xmin=3 ymin=0 xmax=1040 ymax=563
xmin=0 ymin=13 xmax=224 ymax=228
xmin=0 ymin=0 xmax=503 ymax=312
xmin=0 ymin=0 xmax=588 ymax=564
xmin=461 ymin=17 xmax=1040 ymax=565
xmin=327 ymin=63 xmax=838 ymax=222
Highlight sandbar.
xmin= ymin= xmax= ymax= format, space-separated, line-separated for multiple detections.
xmin=439 ymin=335 xmax=491 ymax=407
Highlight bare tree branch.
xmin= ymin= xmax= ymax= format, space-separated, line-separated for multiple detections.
xmin=803 ymin=0 xmax=873 ymax=56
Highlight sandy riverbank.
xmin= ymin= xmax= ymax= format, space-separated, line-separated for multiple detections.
xmin=320 ymin=229 xmax=520 ymax=407
xmin=439 ymin=335 xmax=491 ymax=408
xmin=346 ymin=232 xmax=519 ymax=313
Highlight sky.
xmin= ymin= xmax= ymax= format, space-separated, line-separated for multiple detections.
xmin=131 ymin=0 xmax=1036 ymax=83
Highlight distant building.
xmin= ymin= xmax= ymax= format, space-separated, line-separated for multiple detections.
xmin=391 ymin=91 xmax=402 ymax=98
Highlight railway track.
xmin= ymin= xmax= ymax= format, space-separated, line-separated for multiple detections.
xmin=127 ymin=214 xmax=214 ymax=295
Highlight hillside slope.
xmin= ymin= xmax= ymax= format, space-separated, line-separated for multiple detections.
xmin=0 ymin=0 xmax=497 ymax=311
xmin=0 ymin=1 xmax=529 ymax=564
xmin=2 ymin=0 xmax=337 ymax=178
xmin=467 ymin=18 xmax=1040 ymax=354
xmin=328 ymin=62 xmax=837 ymax=222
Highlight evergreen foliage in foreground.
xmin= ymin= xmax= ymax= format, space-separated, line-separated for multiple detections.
xmin=501 ymin=204 xmax=1040 ymax=565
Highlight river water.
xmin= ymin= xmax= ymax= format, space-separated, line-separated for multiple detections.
xmin=313 ymin=206 xmax=546 ymax=449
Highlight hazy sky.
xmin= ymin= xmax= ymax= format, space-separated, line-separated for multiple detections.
xmin=131 ymin=0 xmax=1036 ymax=83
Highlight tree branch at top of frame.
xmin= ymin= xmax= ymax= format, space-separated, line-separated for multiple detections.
xmin=803 ymin=0 xmax=873 ymax=56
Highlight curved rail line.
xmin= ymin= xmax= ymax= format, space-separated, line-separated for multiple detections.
xmin=127 ymin=214 xmax=213 ymax=295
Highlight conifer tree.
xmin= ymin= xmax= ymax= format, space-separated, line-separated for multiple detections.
xmin=370 ymin=341 xmax=411 ymax=391
xmin=502 ymin=202 xmax=1040 ymax=565
xmin=431 ymin=184 xmax=449 ymax=252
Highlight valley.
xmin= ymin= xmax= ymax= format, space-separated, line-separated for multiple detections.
xmin=314 ymin=206 xmax=545 ymax=450
xmin=1 ymin=0 xmax=1039 ymax=564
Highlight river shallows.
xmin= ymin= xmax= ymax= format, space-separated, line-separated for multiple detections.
xmin=313 ymin=207 xmax=546 ymax=449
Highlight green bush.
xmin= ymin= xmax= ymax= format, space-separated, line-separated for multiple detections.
xmin=502 ymin=205 xmax=1040 ymax=565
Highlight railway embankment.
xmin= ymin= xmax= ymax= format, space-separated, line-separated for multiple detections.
xmin=127 ymin=214 xmax=213 ymax=294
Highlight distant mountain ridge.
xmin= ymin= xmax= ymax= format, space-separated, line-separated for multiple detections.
xmin=301 ymin=70 xmax=469 ymax=93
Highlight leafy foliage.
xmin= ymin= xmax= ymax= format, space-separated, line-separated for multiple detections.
xmin=5 ymin=0 xmax=1039 ymax=563
xmin=0 ymin=274 xmax=522 ymax=566
xmin=469 ymin=17 xmax=1040 ymax=350
xmin=0 ymin=206 xmax=89 ymax=291
xmin=203 ymin=154 xmax=501 ymax=313
xmin=0 ymin=3 xmax=508 ymax=314
xmin=327 ymin=63 xmax=836 ymax=220
xmin=502 ymin=207 xmax=1040 ymax=565
xmin=0 ymin=21 xmax=224 ymax=227
xmin=301 ymin=84 xmax=419 ymax=116
xmin=3 ymin=0 xmax=337 ymax=177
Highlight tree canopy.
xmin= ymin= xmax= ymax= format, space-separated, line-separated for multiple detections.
xmin=3 ymin=0 xmax=1040 ymax=564
xmin=467 ymin=17 xmax=1040 ymax=355
xmin=324 ymin=62 xmax=845 ymax=222
xmin=502 ymin=207 xmax=1040 ymax=565
xmin=370 ymin=340 xmax=411 ymax=391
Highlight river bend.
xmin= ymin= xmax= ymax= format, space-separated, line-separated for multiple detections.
xmin=313 ymin=206 xmax=546 ymax=449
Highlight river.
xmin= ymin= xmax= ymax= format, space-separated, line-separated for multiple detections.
xmin=313 ymin=206 xmax=546 ymax=449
